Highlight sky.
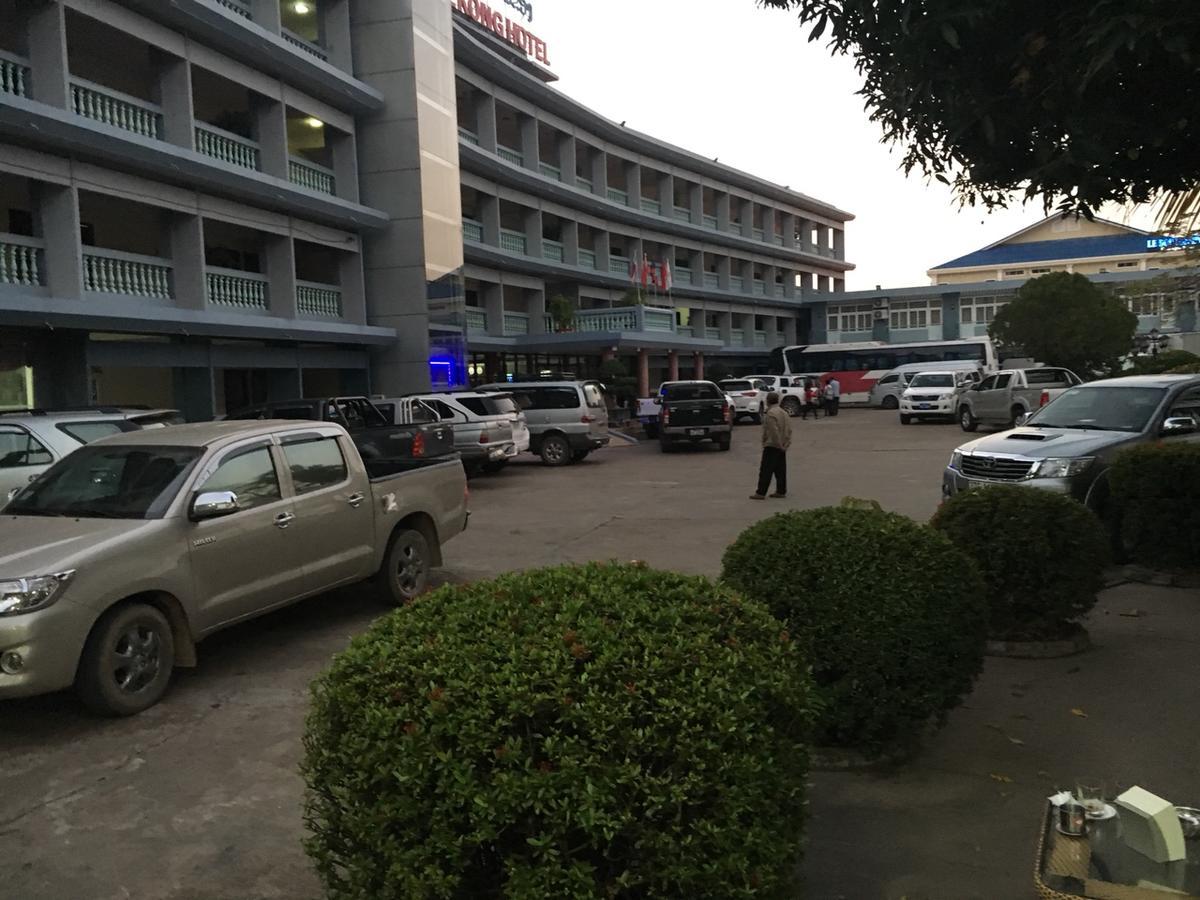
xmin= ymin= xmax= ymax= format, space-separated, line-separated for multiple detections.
xmin=529 ymin=0 xmax=1159 ymax=290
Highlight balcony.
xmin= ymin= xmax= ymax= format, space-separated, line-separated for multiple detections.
xmin=606 ymin=187 xmax=629 ymax=205
xmin=705 ymin=327 xmax=720 ymax=340
xmin=545 ymin=305 xmax=678 ymax=335
xmin=542 ymin=239 xmax=564 ymax=262
xmin=463 ymin=219 xmax=484 ymax=243
xmin=0 ymin=235 xmax=44 ymax=287
xmin=773 ymin=235 xmax=785 ymax=247
xmin=773 ymin=284 xmax=786 ymax=298
xmin=206 ymin=267 xmax=267 ymax=309
xmin=288 ymin=157 xmax=336 ymax=195
xmin=497 ymin=145 xmax=523 ymax=166
xmin=458 ymin=127 xmax=480 ymax=146
xmin=730 ymin=327 xmax=745 ymax=344
xmin=538 ymin=162 xmax=562 ymax=181
xmin=702 ymin=214 xmax=718 ymax=229
xmin=0 ymin=50 xmax=30 ymax=98
xmin=499 ymin=229 xmax=527 ymax=254
xmin=703 ymin=272 xmax=719 ymax=289
xmin=196 ymin=125 xmax=261 ymax=171
xmin=754 ymin=330 xmax=768 ymax=347
xmin=640 ymin=198 xmax=662 ymax=215
xmin=753 ymin=228 xmax=765 ymax=242
xmin=297 ymin=281 xmax=342 ymax=317
xmin=576 ymin=176 xmax=593 ymax=192
xmin=729 ymin=275 xmax=745 ymax=292
xmin=608 ymin=254 xmax=629 ymax=275
xmin=673 ymin=206 xmax=691 ymax=223
xmin=578 ymin=248 xmax=597 ymax=269
xmin=282 ymin=29 xmax=328 ymax=62
xmin=675 ymin=266 xmax=694 ymax=286
xmin=503 ymin=311 xmax=530 ymax=335
xmin=70 ymin=78 xmax=163 ymax=140
xmin=466 ymin=307 xmax=487 ymax=333
xmin=84 ymin=248 xmax=173 ymax=299
xmin=752 ymin=279 xmax=766 ymax=296
xmin=214 ymin=0 xmax=252 ymax=18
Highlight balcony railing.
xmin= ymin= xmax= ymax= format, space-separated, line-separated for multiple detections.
xmin=282 ymin=29 xmax=328 ymax=61
xmin=496 ymin=145 xmax=523 ymax=166
xmin=500 ymin=229 xmax=527 ymax=254
xmin=545 ymin=305 xmax=678 ymax=335
xmin=503 ymin=311 xmax=530 ymax=335
xmin=640 ymin=198 xmax=662 ymax=215
xmin=752 ymin=279 xmax=766 ymax=296
xmin=705 ymin=327 xmax=721 ymax=340
xmin=753 ymin=228 xmax=765 ymax=242
xmin=730 ymin=327 xmax=745 ymax=344
xmin=538 ymin=162 xmax=562 ymax=181
xmin=674 ymin=266 xmax=694 ymax=285
xmin=703 ymin=272 xmax=720 ymax=289
xmin=70 ymin=78 xmax=162 ymax=140
xmin=84 ymin=248 xmax=173 ymax=299
xmin=609 ymin=254 xmax=630 ymax=275
xmin=466 ymin=308 xmax=487 ymax=333
xmin=578 ymin=248 xmax=597 ymax=270
xmin=773 ymin=284 xmax=786 ymax=298
xmin=576 ymin=176 xmax=593 ymax=192
xmin=773 ymin=235 xmax=785 ymax=246
xmin=754 ymin=330 xmax=768 ymax=347
xmin=542 ymin=239 xmax=564 ymax=262
xmin=288 ymin=157 xmax=336 ymax=195
xmin=606 ymin=187 xmax=629 ymax=205
xmin=296 ymin=281 xmax=341 ymax=317
xmin=0 ymin=50 xmax=30 ymax=98
xmin=463 ymin=218 xmax=484 ymax=242
xmin=0 ymin=234 xmax=43 ymax=286
xmin=213 ymin=0 xmax=252 ymax=18
xmin=677 ymin=325 xmax=693 ymax=337
xmin=196 ymin=124 xmax=260 ymax=171
xmin=206 ymin=267 xmax=266 ymax=309
xmin=458 ymin=127 xmax=479 ymax=146
xmin=702 ymin=214 xmax=718 ymax=229
xmin=729 ymin=275 xmax=745 ymax=292
xmin=673 ymin=206 xmax=691 ymax=223
xmin=642 ymin=308 xmax=675 ymax=332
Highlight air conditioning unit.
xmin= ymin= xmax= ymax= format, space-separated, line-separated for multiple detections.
xmin=873 ymin=299 xmax=889 ymax=322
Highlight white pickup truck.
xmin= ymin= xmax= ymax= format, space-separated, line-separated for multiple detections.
xmin=0 ymin=420 xmax=468 ymax=715
xmin=956 ymin=367 xmax=1082 ymax=431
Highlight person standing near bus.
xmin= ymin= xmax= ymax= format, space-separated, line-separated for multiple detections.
xmin=822 ymin=379 xmax=836 ymax=417
xmin=750 ymin=392 xmax=791 ymax=500
xmin=829 ymin=376 xmax=841 ymax=416
xmin=802 ymin=377 xmax=822 ymax=419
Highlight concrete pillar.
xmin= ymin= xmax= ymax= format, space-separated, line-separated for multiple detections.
xmin=764 ymin=316 xmax=779 ymax=347
xmin=520 ymin=115 xmax=539 ymax=172
xmin=636 ymin=348 xmax=650 ymax=398
xmin=688 ymin=248 xmax=703 ymax=287
xmin=156 ymin=55 xmax=195 ymax=150
xmin=783 ymin=269 xmax=798 ymax=300
xmin=483 ymin=283 xmax=504 ymax=336
xmin=833 ymin=228 xmax=845 ymax=260
xmin=941 ymin=294 xmax=961 ymax=340
xmin=693 ymin=352 xmax=705 ymax=380
xmin=250 ymin=0 xmax=282 ymax=33
xmin=666 ymin=349 xmax=679 ymax=381
xmin=562 ymin=220 xmax=579 ymax=266
xmin=481 ymin=195 xmax=501 ymax=246
xmin=782 ymin=317 xmax=798 ymax=345
xmin=590 ymin=149 xmax=607 ymax=197
xmin=527 ymin=287 xmax=546 ymax=334
xmin=781 ymin=213 xmax=796 ymax=249
xmin=798 ymin=271 xmax=814 ymax=293
xmin=254 ymin=98 xmax=289 ymax=180
xmin=718 ymin=310 xmax=733 ymax=346
xmin=739 ymin=312 xmax=755 ymax=347
xmin=740 ymin=198 xmax=754 ymax=238
xmin=34 ymin=182 xmax=82 ymax=299
xmin=740 ymin=260 xmax=754 ymax=294
xmin=265 ymin=234 xmax=297 ymax=319
xmin=594 ymin=229 xmax=610 ymax=273
xmin=834 ymin=277 xmax=845 ymax=293
xmin=339 ymin=251 xmax=367 ymax=324
xmin=322 ymin=0 xmax=353 ymax=72
xmin=475 ymin=94 xmax=497 ymax=153
xmin=716 ymin=192 xmax=731 ymax=232
xmin=763 ymin=265 xmax=778 ymax=298
xmin=625 ymin=163 xmax=641 ymax=207
xmin=169 ymin=213 xmax=206 ymax=310
xmin=763 ymin=208 xmax=777 ymax=245
xmin=717 ymin=256 xmax=731 ymax=291
xmin=558 ymin=133 xmax=576 ymax=183
xmin=689 ymin=182 xmax=704 ymax=225
xmin=27 ymin=1 xmax=70 ymax=108
xmin=524 ymin=207 xmax=542 ymax=258
xmin=658 ymin=172 xmax=674 ymax=215
xmin=332 ymin=131 xmax=360 ymax=203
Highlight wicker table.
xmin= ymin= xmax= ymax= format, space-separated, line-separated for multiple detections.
xmin=1036 ymin=802 xmax=1200 ymax=899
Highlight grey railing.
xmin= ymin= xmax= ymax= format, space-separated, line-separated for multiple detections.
xmin=288 ymin=156 xmax=336 ymax=195
xmin=206 ymin=267 xmax=267 ymax=309
xmin=70 ymin=77 xmax=162 ymax=139
xmin=0 ymin=50 xmax=30 ymax=98
xmin=195 ymin=124 xmax=260 ymax=171
xmin=282 ymin=29 xmax=328 ymax=61
xmin=0 ymin=234 xmax=43 ymax=286
xmin=84 ymin=248 xmax=173 ymax=298
xmin=297 ymin=280 xmax=342 ymax=317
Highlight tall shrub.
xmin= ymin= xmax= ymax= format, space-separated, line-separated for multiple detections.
xmin=303 ymin=563 xmax=814 ymax=900
xmin=1110 ymin=444 xmax=1200 ymax=568
xmin=721 ymin=506 xmax=987 ymax=753
xmin=931 ymin=487 xmax=1108 ymax=639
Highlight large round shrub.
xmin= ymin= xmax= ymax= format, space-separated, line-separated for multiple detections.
xmin=721 ymin=506 xmax=987 ymax=753
xmin=1110 ymin=443 xmax=1200 ymax=568
xmin=932 ymin=486 xmax=1108 ymax=639
xmin=302 ymin=563 xmax=813 ymax=900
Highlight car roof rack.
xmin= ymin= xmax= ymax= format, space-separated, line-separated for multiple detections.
xmin=0 ymin=406 xmax=136 ymax=416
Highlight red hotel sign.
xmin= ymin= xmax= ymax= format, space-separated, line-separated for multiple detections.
xmin=454 ymin=0 xmax=551 ymax=66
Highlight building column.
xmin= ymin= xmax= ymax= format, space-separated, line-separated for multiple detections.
xmin=781 ymin=213 xmax=796 ymax=249
xmin=557 ymin=133 xmax=576 ymax=183
xmin=250 ymin=0 xmax=282 ymax=33
xmin=667 ymin=349 xmax=679 ymax=381
xmin=740 ymin=198 xmax=754 ymax=238
xmin=763 ymin=265 xmax=778 ymax=298
xmin=658 ymin=172 xmax=674 ymax=216
xmin=156 ymin=54 xmax=195 ymax=150
xmin=762 ymin=209 xmax=777 ymax=245
xmin=527 ymin=287 xmax=547 ymax=334
xmin=322 ymin=0 xmax=353 ymax=72
xmin=693 ymin=352 xmax=705 ymax=380
xmin=169 ymin=213 xmax=206 ymax=310
xmin=739 ymin=312 xmax=755 ymax=347
xmin=689 ymin=182 xmax=704 ymax=225
xmin=483 ymin=283 xmax=504 ymax=337
xmin=594 ymin=229 xmax=610 ymax=273
xmin=174 ymin=366 xmax=217 ymax=422
xmin=481 ymin=195 xmax=501 ymax=246
xmin=339 ymin=250 xmax=367 ymax=324
xmin=562 ymin=220 xmax=579 ymax=266
xmin=520 ymin=115 xmax=539 ymax=172
xmin=798 ymin=271 xmax=814 ymax=293
xmin=718 ymin=310 xmax=733 ymax=346
xmin=27 ymin=1 xmax=70 ymax=108
xmin=716 ymin=192 xmax=731 ymax=232
xmin=590 ymin=149 xmax=607 ymax=197
xmin=740 ymin=260 xmax=755 ymax=293
xmin=783 ymin=269 xmax=798 ymax=300
xmin=332 ymin=131 xmax=360 ymax=203
xmin=524 ymin=207 xmax=542 ymax=258
xmin=636 ymin=348 xmax=650 ymax=398
xmin=254 ymin=98 xmax=289 ymax=180
xmin=764 ymin=316 xmax=780 ymax=347
xmin=34 ymin=182 xmax=82 ymax=299
xmin=782 ymin=317 xmax=798 ymax=345
xmin=475 ymin=93 xmax=497 ymax=152
xmin=625 ymin=163 xmax=641 ymax=208
xmin=688 ymin=248 xmax=703 ymax=288
xmin=264 ymin=234 xmax=297 ymax=319
xmin=833 ymin=227 xmax=845 ymax=260
xmin=717 ymin=256 xmax=731 ymax=291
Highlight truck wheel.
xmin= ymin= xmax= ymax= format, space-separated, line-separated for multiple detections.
xmin=539 ymin=434 xmax=571 ymax=466
xmin=899 ymin=414 xmax=912 ymax=425
xmin=377 ymin=528 xmax=432 ymax=605
xmin=881 ymin=395 xmax=899 ymax=410
xmin=717 ymin=435 xmax=732 ymax=451
xmin=77 ymin=603 xmax=175 ymax=716
xmin=643 ymin=423 xmax=659 ymax=440
xmin=781 ymin=397 xmax=802 ymax=417
xmin=751 ymin=412 xmax=763 ymax=425
xmin=959 ymin=406 xmax=978 ymax=432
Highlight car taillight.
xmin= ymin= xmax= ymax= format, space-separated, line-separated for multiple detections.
xmin=1040 ymin=391 xmax=1050 ymax=407
xmin=581 ymin=415 xmax=595 ymax=423
xmin=743 ymin=391 xmax=758 ymax=397
xmin=723 ymin=404 xmax=732 ymax=423
xmin=412 ymin=431 xmax=425 ymax=458
xmin=661 ymin=406 xmax=670 ymax=426
xmin=479 ymin=430 xmax=489 ymax=444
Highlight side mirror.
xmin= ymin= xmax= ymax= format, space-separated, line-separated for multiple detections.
xmin=653 ymin=398 xmax=661 ymax=405
xmin=1015 ymin=412 xmax=1029 ymax=426
xmin=1162 ymin=416 xmax=1197 ymax=436
xmin=191 ymin=490 xmax=239 ymax=521
xmin=6 ymin=487 xmax=20 ymax=502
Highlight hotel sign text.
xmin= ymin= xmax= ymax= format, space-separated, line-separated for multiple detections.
xmin=454 ymin=0 xmax=550 ymax=65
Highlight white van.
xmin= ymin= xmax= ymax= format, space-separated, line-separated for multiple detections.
xmin=868 ymin=361 xmax=984 ymax=409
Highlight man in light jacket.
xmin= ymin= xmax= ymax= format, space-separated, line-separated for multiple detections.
xmin=751 ymin=392 xmax=791 ymax=500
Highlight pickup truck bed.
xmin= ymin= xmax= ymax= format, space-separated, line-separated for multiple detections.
xmin=657 ymin=381 xmax=733 ymax=452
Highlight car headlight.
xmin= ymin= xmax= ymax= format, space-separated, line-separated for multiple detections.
xmin=949 ymin=450 xmax=964 ymax=471
xmin=0 ymin=572 xmax=75 ymax=617
xmin=1035 ymin=458 xmax=1094 ymax=479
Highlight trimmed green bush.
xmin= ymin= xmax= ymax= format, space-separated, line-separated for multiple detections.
xmin=1166 ymin=362 xmax=1200 ymax=374
xmin=721 ymin=506 xmax=987 ymax=753
xmin=1110 ymin=443 xmax=1200 ymax=568
xmin=931 ymin=487 xmax=1108 ymax=640
xmin=302 ymin=563 xmax=814 ymax=900
xmin=1131 ymin=349 xmax=1199 ymax=375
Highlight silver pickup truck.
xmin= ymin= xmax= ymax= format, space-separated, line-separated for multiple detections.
xmin=956 ymin=367 xmax=1081 ymax=431
xmin=0 ymin=421 xmax=468 ymax=715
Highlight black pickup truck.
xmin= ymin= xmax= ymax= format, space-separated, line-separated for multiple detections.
xmin=657 ymin=381 xmax=733 ymax=452
xmin=226 ymin=396 xmax=456 ymax=464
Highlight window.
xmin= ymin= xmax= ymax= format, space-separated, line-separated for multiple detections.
xmin=889 ymin=300 xmax=942 ymax=330
xmin=283 ymin=437 xmax=348 ymax=494
xmin=826 ymin=302 xmax=874 ymax=333
xmin=960 ymin=294 xmax=1012 ymax=325
xmin=197 ymin=446 xmax=281 ymax=511
xmin=721 ymin=380 xmax=754 ymax=391
xmin=56 ymin=421 xmax=129 ymax=444
xmin=427 ymin=399 xmax=462 ymax=421
xmin=663 ymin=383 xmax=722 ymax=401
xmin=1117 ymin=261 xmax=1138 ymax=269
xmin=0 ymin=427 xmax=52 ymax=468
xmin=994 ymin=374 xmax=1014 ymax=389
xmin=976 ymin=375 xmax=998 ymax=391
xmin=1003 ymin=269 xmax=1026 ymax=276
xmin=457 ymin=395 xmax=520 ymax=417
xmin=1031 ymin=267 xmax=1052 ymax=274
xmin=582 ymin=384 xmax=605 ymax=408
xmin=1025 ymin=369 xmax=1074 ymax=386
xmin=878 ymin=374 xmax=899 ymax=386
xmin=1126 ymin=293 xmax=1177 ymax=317
xmin=521 ymin=387 xmax=581 ymax=410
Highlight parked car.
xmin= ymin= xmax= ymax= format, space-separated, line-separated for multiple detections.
xmin=226 ymin=396 xmax=456 ymax=463
xmin=899 ymin=371 xmax=976 ymax=424
xmin=869 ymin=362 xmax=985 ymax=410
xmin=478 ymin=380 xmax=608 ymax=466
xmin=657 ymin=380 xmax=732 ymax=452
xmin=719 ymin=379 xmax=770 ymax=424
xmin=943 ymin=374 xmax=1200 ymax=514
xmin=956 ymin=367 xmax=1081 ymax=432
xmin=1 ymin=407 xmax=182 ymax=502
xmin=0 ymin=420 xmax=469 ymax=715
xmin=393 ymin=391 xmax=528 ymax=476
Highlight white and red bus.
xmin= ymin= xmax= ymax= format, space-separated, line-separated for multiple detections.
xmin=768 ymin=338 xmax=999 ymax=403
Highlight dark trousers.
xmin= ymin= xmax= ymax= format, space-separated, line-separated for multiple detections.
xmin=802 ymin=401 xmax=820 ymax=420
xmin=830 ymin=397 xmax=840 ymax=416
xmin=756 ymin=446 xmax=787 ymax=496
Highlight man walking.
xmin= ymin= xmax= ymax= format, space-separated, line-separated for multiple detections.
xmin=750 ymin=392 xmax=791 ymax=500
xmin=829 ymin=376 xmax=841 ymax=416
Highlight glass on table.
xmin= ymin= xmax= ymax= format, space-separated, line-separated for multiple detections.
xmin=1075 ymin=779 xmax=1107 ymax=817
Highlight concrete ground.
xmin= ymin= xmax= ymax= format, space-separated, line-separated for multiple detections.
xmin=2 ymin=409 xmax=1197 ymax=899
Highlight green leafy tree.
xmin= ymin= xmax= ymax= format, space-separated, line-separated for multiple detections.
xmin=989 ymin=273 xmax=1136 ymax=376
xmin=546 ymin=294 xmax=575 ymax=333
xmin=760 ymin=1 xmax=1200 ymax=222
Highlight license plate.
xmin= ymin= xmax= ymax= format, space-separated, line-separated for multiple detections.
xmin=917 ymin=404 xmax=931 ymax=410
xmin=687 ymin=428 xmax=705 ymax=436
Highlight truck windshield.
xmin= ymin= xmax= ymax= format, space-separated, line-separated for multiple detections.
xmin=5 ymin=445 xmax=201 ymax=519
xmin=1028 ymin=386 xmax=1166 ymax=432
xmin=910 ymin=373 xmax=956 ymax=388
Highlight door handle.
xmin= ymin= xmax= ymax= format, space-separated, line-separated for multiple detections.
xmin=347 ymin=492 xmax=365 ymax=508
xmin=274 ymin=511 xmax=295 ymax=529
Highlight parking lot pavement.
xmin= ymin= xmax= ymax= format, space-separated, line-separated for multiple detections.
xmin=7 ymin=410 xmax=1195 ymax=898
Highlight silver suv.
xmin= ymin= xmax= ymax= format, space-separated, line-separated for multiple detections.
xmin=479 ymin=380 xmax=609 ymax=466
xmin=399 ymin=391 xmax=531 ymax=476
xmin=0 ymin=407 xmax=181 ymax=501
